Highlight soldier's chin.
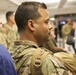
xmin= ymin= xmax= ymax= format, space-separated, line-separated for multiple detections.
xmin=44 ymin=36 xmax=50 ymax=43
xmin=47 ymin=37 xmax=50 ymax=41
xmin=47 ymin=34 xmax=50 ymax=40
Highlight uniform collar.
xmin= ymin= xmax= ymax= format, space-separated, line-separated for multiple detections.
xmin=4 ymin=24 xmax=14 ymax=29
xmin=14 ymin=40 xmax=38 ymax=48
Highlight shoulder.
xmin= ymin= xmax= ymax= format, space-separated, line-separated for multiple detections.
xmin=3 ymin=24 xmax=10 ymax=30
xmin=0 ymin=56 xmax=17 ymax=75
xmin=0 ymin=44 xmax=12 ymax=59
xmin=11 ymin=43 xmax=37 ymax=58
xmin=0 ymin=44 xmax=7 ymax=51
xmin=54 ymin=52 xmax=76 ymax=61
xmin=0 ymin=44 xmax=17 ymax=75
xmin=62 ymin=24 xmax=67 ymax=28
xmin=13 ymin=25 xmax=18 ymax=30
xmin=54 ymin=52 xmax=76 ymax=72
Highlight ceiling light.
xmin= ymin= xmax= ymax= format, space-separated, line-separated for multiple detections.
xmin=50 ymin=18 xmax=55 ymax=20
xmin=27 ymin=0 xmax=60 ymax=3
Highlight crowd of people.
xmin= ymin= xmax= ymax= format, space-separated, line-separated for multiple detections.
xmin=0 ymin=1 xmax=76 ymax=75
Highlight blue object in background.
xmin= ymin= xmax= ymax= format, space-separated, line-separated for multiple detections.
xmin=0 ymin=44 xmax=17 ymax=75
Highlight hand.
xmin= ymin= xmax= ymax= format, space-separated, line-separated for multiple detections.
xmin=67 ymin=70 xmax=73 ymax=75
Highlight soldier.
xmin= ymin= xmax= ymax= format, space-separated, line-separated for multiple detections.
xmin=66 ymin=21 xmax=76 ymax=54
xmin=3 ymin=11 xmax=18 ymax=50
xmin=0 ymin=20 xmax=7 ymax=48
xmin=11 ymin=2 xmax=70 ymax=75
xmin=62 ymin=19 xmax=72 ymax=48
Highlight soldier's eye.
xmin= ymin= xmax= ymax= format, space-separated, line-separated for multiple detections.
xmin=44 ymin=20 xmax=49 ymax=25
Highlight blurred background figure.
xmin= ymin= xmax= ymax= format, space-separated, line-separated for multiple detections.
xmin=66 ymin=21 xmax=76 ymax=54
xmin=62 ymin=19 xmax=72 ymax=48
xmin=0 ymin=20 xmax=7 ymax=48
xmin=49 ymin=22 xmax=56 ymax=38
xmin=3 ymin=11 xmax=18 ymax=50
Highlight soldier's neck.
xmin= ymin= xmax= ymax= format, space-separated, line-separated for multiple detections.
xmin=20 ymin=31 xmax=39 ymax=46
xmin=7 ymin=21 xmax=14 ymax=27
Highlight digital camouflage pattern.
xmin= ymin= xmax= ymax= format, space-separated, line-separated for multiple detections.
xmin=54 ymin=52 xmax=76 ymax=75
xmin=11 ymin=40 xmax=69 ymax=75
xmin=0 ymin=28 xmax=7 ymax=48
xmin=3 ymin=24 xmax=18 ymax=50
xmin=43 ymin=37 xmax=76 ymax=75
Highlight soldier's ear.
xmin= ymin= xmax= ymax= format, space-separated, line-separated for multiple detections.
xmin=27 ymin=19 xmax=35 ymax=31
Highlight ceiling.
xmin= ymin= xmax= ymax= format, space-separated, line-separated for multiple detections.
xmin=0 ymin=0 xmax=76 ymax=17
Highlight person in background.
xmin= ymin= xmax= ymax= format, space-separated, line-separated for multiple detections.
xmin=11 ymin=2 xmax=70 ymax=75
xmin=62 ymin=19 xmax=72 ymax=48
xmin=66 ymin=21 xmax=76 ymax=54
xmin=3 ymin=11 xmax=18 ymax=50
xmin=0 ymin=20 xmax=7 ymax=48
xmin=0 ymin=44 xmax=17 ymax=75
xmin=49 ymin=22 xmax=56 ymax=38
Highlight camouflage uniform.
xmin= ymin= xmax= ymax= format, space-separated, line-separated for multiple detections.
xmin=11 ymin=40 xmax=68 ymax=75
xmin=62 ymin=24 xmax=72 ymax=40
xmin=54 ymin=52 xmax=76 ymax=75
xmin=0 ymin=28 xmax=7 ymax=48
xmin=43 ymin=37 xmax=76 ymax=75
xmin=3 ymin=24 xmax=18 ymax=50
xmin=62 ymin=24 xmax=72 ymax=48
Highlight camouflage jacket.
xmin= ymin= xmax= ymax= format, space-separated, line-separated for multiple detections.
xmin=11 ymin=40 xmax=69 ymax=75
xmin=0 ymin=28 xmax=7 ymax=48
xmin=3 ymin=24 xmax=18 ymax=50
xmin=54 ymin=52 xmax=76 ymax=75
xmin=43 ymin=37 xmax=76 ymax=75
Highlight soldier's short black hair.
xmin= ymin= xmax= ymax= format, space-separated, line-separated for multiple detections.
xmin=6 ymin=11 xmax=14 ymax=20
xmin=15 ymin=2 xmax=47 ymax=32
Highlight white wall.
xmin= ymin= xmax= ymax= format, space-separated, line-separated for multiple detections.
xmin=0 ymin=11 xmax=6 ymax=24
xmin=48 ymin=7 xmax=76 ymax=17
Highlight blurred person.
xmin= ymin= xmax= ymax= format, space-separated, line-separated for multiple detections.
xmin=10 ymin=2 xmax=70 ymax=75
xmin=0 ymin=44 xmax=17 ymax=75
xmin=66 ymin=21 xmax=76 ymax=54
xmin=62 ymin=19 xmax=72 ymax=48
xmin=0 ymin=20 xmax=7 ymax=48
xmin=49 ymin=22 xmax=56 ymax=38
xmin=3 ymin=11 xmax=18 ymax=50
